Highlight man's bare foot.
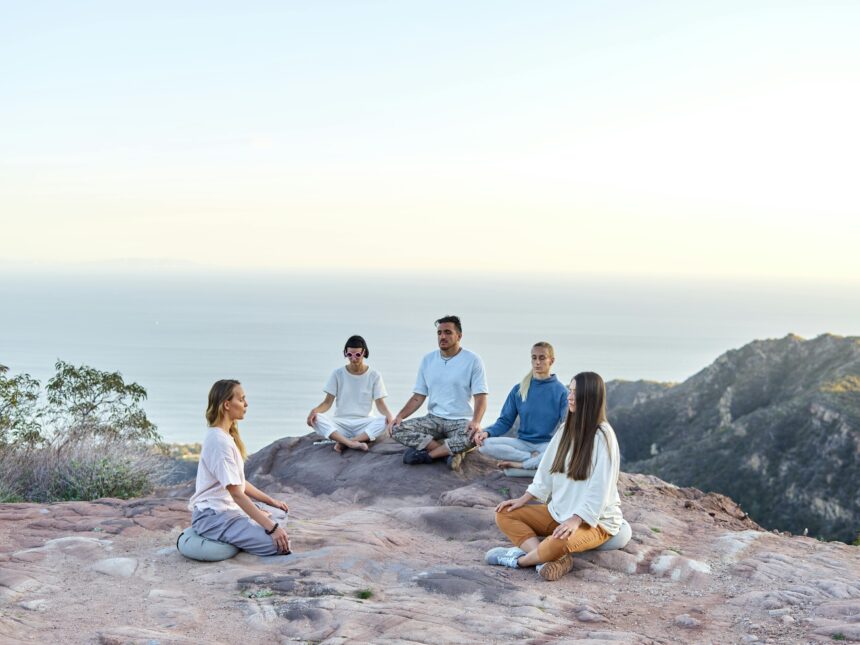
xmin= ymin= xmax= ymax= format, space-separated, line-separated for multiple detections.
xmin=333 ymin=443 xmax=343 ymax=453
xmin=347 ymin=440 xmax=369 ymax=452
xmin=496 ymin=460 xmax=523 ymax=470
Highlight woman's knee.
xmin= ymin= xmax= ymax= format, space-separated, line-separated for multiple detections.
xmin=495 ymin=506 xmax=528 ymax=530
xmin=564 ymin=526 xmax=608 ymax=554
xmin=495 ymin=510 xmax=518 ymax=532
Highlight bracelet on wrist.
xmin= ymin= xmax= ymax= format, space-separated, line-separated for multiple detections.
xmin=265 ymin=522 xmax=279 ymax=535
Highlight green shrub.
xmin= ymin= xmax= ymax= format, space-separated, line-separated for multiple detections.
xmin=0 ymin=361 xmax=167 ymax=502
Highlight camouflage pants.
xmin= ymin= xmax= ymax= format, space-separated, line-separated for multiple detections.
xmin=392 ymin=414 xmax=474 ymax=454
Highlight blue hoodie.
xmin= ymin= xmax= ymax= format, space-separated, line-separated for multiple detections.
xmin=484 ymin=374 xmax=568 ymax=444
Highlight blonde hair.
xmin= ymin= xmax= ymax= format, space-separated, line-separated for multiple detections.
xmin=519 ymin=341 xmax=555 ymax=402
xmin=205 ymin=379 xmax=247 ymax=461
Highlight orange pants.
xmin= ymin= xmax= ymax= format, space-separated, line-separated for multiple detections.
xmin=495 ymin=503 xmax=611 ymax=562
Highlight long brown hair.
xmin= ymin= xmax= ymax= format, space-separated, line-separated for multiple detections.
xmin=205 ymin=379 xmax=247 ymax=461
xmin=550 ymin=372 xmax=607 ymax=480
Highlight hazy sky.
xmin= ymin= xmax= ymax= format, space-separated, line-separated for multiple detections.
xmin=2 ymin=1 xmax=858 ymax=281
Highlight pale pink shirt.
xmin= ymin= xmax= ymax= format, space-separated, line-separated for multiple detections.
xmin=188 ymin=427 xmax=245 ymax=513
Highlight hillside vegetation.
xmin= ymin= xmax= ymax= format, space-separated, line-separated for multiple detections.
xmin=607 ymin=333 xmax=860 ymax=542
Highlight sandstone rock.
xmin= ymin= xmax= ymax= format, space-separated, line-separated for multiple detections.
xmin=581 ymin=549 xmax=642 ymax=575
xmin=414 ymin=567 xmax=516 ymax=601
xmin=18 ymin=598 xmax=48 ymax=611
xmin=98 ymin=625 xmax=206 ymax=644
xmin=712 ymin=530 xmax=767 ymax=561
xmin=438 ymin=482 xmax=507 ymax=508
xmin=91 ymin=557 xmax=138 ymax=577
xmin=0 ymin=569 xmax=41 ymax=600
xmin=649 ymin=553 xmax=711 ymax=582
xmin=674 ymin=613 xmax=701 ymax=628
xmin=1 ymin=432 xmax=858 ymax=644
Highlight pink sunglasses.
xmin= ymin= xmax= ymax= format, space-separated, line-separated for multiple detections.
xmin=345 ymin=351 xmax=364 ymax=358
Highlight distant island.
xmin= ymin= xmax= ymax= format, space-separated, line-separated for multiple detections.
xmin=606 ymin=333 xmax=860 ymax=543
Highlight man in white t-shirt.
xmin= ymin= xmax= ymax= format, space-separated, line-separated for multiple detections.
xmin=389 ymin=315 xmax=488 ymax=470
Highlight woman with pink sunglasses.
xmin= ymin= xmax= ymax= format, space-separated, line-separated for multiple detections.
xmin=307 ymin=335 xmax=393 ymax=452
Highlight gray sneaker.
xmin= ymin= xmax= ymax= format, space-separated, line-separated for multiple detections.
xmin=484 ymin=546 xmax=525 ymax=568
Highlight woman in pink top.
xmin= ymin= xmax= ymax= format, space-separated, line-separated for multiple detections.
xmin=189 ymin=379 xmax=291 ymax=555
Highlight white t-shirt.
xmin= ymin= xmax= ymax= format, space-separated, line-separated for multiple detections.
xmin=324 ymin=366 xmax=387 ymax=419
xmin=188 ymin=427 xmax=245 ymax=513
xmin=526 ymin=422 xmax=623 ymax=535
xmin=413 ymin=348 xmax=488 ymax=420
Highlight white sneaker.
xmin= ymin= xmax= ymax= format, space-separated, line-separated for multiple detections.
xmin=484 ymin=546 xmax=525 ymax=568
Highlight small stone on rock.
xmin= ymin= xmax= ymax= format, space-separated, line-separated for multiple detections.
xmin=674 ymin=614 xmax=701 ymax=628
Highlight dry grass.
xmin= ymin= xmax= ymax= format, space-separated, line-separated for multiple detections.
xmin=0 ymin=438 xmax=172 ymax=503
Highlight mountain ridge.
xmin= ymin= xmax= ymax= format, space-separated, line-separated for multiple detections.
xmin=607 ymin=333 xmax=860 ymax=542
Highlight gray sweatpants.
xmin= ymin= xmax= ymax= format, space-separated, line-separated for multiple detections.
xmin=191 ymin=505 xmax=287 ymax=556
xmin=392 ymin=413 xmax=473 ymax=454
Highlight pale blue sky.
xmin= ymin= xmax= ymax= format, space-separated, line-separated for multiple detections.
xmin=2 ymin=1 xmax=858 ymax=280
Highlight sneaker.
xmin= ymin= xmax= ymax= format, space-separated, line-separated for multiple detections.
xmin=446 ymin=451 xmax=466 ymax=471
xmin=403 ymin=448 xmax=434 ymax=465
xmin=537 ymin=554 xmax=575 ymax=581
xmin=484 ymin=546 xmax=525 ymax=568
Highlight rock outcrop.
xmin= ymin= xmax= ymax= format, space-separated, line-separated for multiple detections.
xmin=607 ymin=333 xmax=860 ymax=542
xmin=1 ymin=433 xmax=859 ymax=644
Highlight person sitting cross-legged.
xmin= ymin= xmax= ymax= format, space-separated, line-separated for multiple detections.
xmin=473 ymin=341 xmax=567 ymax=473
xmin=486 ymin=371 xmax=624 ymax=581
xmin=388 ymin=315 xmax=488 ymax=470
xmin=307 ymin=334 xmax=393 ymax=453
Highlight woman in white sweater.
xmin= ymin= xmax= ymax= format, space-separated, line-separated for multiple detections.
xmin=486 ymin=371 xmax=623 ymax=581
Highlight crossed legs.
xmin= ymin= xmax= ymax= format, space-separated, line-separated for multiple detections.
xmin=495 ymin=503 xmax=610 ymax=567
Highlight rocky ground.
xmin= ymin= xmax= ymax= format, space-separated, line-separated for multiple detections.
xmin=1 ymin=434 xmax=858 ymax=644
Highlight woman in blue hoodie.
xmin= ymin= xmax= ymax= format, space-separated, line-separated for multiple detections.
xmin=474 ymin=342 xmax=568 ymax=471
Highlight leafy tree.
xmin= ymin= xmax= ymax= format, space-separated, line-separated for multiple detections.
xmin=45 ymin=360 xmax=160 ymax=446
xmin=0 ymin=363 xmax=43 ymax=447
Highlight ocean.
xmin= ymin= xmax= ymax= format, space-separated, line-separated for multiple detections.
xmin=2 ymin=271 xmax=857 ymax=453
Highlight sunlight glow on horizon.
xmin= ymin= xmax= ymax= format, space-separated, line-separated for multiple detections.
xmin=1 ymin=1 xmax=858 ymax=281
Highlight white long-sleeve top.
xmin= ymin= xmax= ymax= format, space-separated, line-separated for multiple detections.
xmin=526 ymin=421 xmax=623 ymax=535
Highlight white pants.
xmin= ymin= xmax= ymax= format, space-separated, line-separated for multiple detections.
xmin=478 ymin=436 xmax=549 ymax=470
xmin=313 ymin=413 xmax=387 ymax=441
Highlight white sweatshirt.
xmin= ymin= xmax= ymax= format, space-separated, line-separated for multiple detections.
xmin=526 ymin=421 xmax=623 ymax=535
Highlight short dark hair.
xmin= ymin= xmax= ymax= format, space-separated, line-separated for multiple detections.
xmin=435 ymin=315 xmax=462 ymax=334
xmin=343 ymin=335 xmax=369 ymax=358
